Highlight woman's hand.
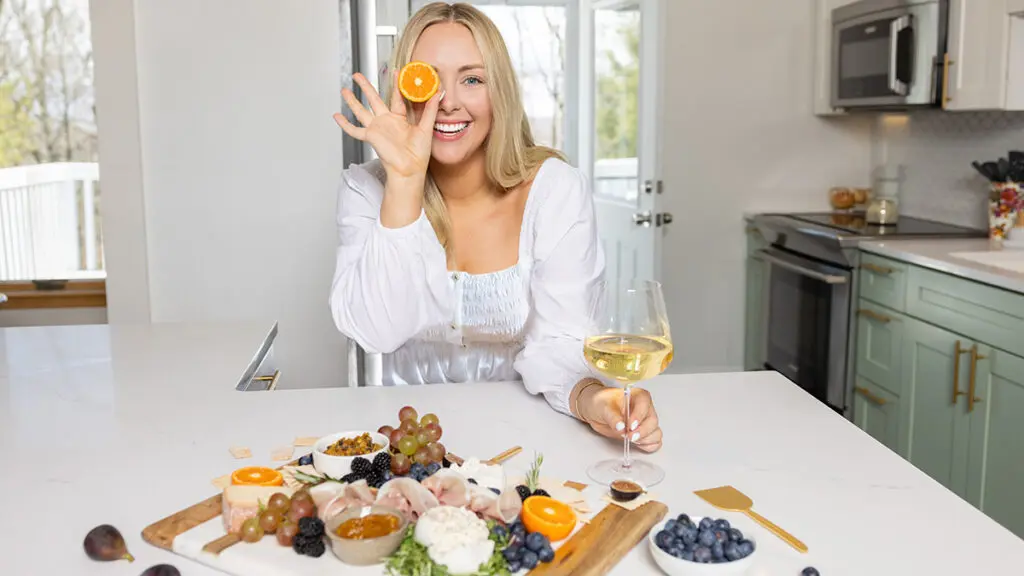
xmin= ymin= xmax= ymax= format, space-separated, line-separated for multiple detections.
xmin=333 ymin=72 xmax=443 ymax=183
xmin=579 ymin=384 xmax=662 ymax=452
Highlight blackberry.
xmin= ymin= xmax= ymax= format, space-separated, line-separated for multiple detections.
xmin=515 ymin=485 xmax=531 ymax=501
xmin=351 ymin=457 xmax=372 ymax=476
xmin=372 ymin=452 xmax=391 ymax=473
xmin=292 ymin=534 xmax=326 ymax=558
xmin=366 ymin=470 xmax=384 ymax=489
xmin=340 ymin=472 xmax=361 ymax=484
xmin=801 ymin=568 xmax=820 ymax=576
xmin=298 ymin=517 xmax=325 ymax=538
xmin=532 ymin=489 xmax=550 ymax=498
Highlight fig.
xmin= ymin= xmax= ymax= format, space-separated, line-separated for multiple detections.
xmin=140 ymin=565 xmax=181 ymax=576
xmin=83 ymin=524 xmax=134 ymax=562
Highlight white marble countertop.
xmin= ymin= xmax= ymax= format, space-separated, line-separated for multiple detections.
xmin=860 ymin=238 xmax=1024 ymax=294
xmin=2 ymin=322 xmax=1023 ymax=576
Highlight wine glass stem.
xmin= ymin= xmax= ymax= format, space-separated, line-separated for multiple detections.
xmin=623 ymin=386 xmax=632 ymax=470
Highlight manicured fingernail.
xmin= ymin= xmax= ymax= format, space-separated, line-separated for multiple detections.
xmin=630 ymin=420 xmax=639 ymax=431
xmin=439 ymin=90 xmax=446 ymax=100
xmin=631 ymin=432 xmax=640 ymax=442
xmin=615 ymin=421 xmax=625 ymax=431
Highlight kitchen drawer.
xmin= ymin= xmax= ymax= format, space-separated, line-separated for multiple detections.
xmin=906 ymin=266 xmax=1024 ymax=358
xmin=854 ymin=299 xmax=905 ymax=397
xmin=858 ymin=253 xmax=909 ymax=311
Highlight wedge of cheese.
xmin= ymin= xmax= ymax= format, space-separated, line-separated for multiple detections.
xmin=222 ymin=485 xmax=296 ymax=533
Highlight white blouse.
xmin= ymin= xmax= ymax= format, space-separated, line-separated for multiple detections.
xmin=328 ymin=157 xmax=605 ymax=416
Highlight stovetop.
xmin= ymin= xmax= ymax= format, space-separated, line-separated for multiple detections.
xmin=784 ymin=212 xmax=986 ymax=238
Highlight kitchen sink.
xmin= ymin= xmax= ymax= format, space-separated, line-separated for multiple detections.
xmin=950 ymin=250 xmax=1024 ymax=274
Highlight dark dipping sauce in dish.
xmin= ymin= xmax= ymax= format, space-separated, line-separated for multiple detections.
xmin=335 ymin=513 xmax=402 ymax=539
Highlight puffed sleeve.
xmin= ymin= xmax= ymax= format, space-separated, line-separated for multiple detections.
xmin=513 ymin=161 xmax=607 ymax=416
xmin=328 ymin=161 xmax=452 ymax=354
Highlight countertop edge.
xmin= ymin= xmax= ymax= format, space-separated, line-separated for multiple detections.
xmin=859 ymin=240 xmax=1024 ymax=295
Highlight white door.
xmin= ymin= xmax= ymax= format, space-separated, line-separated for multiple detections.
xmin=583 ymin=0 xmax=664 ymax=294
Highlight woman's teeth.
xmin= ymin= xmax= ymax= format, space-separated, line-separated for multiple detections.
xmin=434 ymin=122 xmax=469 ymax=134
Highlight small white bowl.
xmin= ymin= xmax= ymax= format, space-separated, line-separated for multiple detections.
xmin=313 ymin=430 xmax=390 ymax=480
xmin=648 ymin=516 xmax=757 ymax=575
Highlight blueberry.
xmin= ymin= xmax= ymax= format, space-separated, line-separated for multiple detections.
xmin=680 ymin=548 xmax=695 ymax=562
xmin=520 ymin=550 xmax=539 ymax=570
xmin=298 ymin=453 xmax=313 ymax=466
xmin=490 ymin=487 xmax=501 ymax=495
xmin=502 ymin=544 xmax=521 ymax=562
xmin=425 ymin=462 xmax=441 ymax=475
xmin=698 ymin=517 xmax=715 ymax=531
xmin=680 ymin=526 xmax=698 ymax=545
xmin=714 ymin=518 xmax=731 ymax=531
xmin=801 ymin=568 xmax=820 ymax=576
xmin=738 ymin=540 xmax=755 ymax=558
xmin=676 ymin=513 xmax=692 ymax=527
xmin=698 ymin=529 xmax=716 ymax=548
xmin=525 ymin=532 xmax=547 ymax=552
xmin=724 ymin=542 xmax=742 ymax=561
xmin=711 ymin=541 xmax=724 ymax=561
xmin=409 ymin=462 xmax=426 ymax=476
xmin=467 ymin=478 xmax=478 ymax=485
xmin=664 ymin=519 xmax=679 ymax=534
xmin=655 ymin=530 xmax=673 ymax=551
xmin=491 ymin=524 xmax=509 ymax=541
xmin=714 ymin=529 xmax=728 ymax=543
xmin=693 ymin=546 xmax=713 ymax=563
xmin=507 ymin=559 xmax=521 ymax=572
xmin=669 ymin=544 xmax=686 ymax=558
xmin=728 ymin=528 xmax=743 ymax=542
xmin=538 ymin=545 xmax=555 ymax=563
xmin=511 ymin=522 xmax=527 ymax=541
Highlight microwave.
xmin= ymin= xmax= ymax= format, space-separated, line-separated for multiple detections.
xmin=831 ymin=0 xmax=948 ymax=109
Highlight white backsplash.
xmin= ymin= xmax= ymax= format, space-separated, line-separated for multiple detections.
xmin=872 ymin=110 xmax=1024 ymax=229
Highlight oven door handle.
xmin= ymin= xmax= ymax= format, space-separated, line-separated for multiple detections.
xmin=889 ymin=15 xmax=912 ymax=96
xmin=757 ymin=249 xmax=849 ymax=285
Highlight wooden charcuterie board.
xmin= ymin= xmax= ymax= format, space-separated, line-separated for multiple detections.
xmin=527 ymin=500 xmax=668 ymax=576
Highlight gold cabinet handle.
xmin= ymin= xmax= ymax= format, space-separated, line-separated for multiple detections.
xmin=942 ymin=53 xmax=954 ymax=107
xmin=968 ymin=345 xmax=986 ymax=412
xmin=860 ymin=262 xmax=895 ymax=275
xmin=953 ymin=341 xmax=970 ymax=404
xmin=855 ymin=386 xmax=887 ymax=406
xmin=857 ymin=309 xmax=892 ymax=324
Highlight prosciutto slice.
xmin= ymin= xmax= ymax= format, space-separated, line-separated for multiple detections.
xmin=421 ymin=469 xmax=473 ymax=508
xmin=466 ymin=484 xmax=522 ymax=524
xmin=375 ymin=477 xmax=440 ymax=521
xmin=315 ymin=480 xmax=377 ymax=522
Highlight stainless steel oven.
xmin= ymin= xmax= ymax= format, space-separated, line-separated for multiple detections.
xmin=832 ymin=0 xmax=948 ymax=109
xmin=759 ymin=247 xmax=852 ymax=415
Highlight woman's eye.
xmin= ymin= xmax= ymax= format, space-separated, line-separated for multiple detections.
xmin=463 ymin=76 xmax=484 ymax=86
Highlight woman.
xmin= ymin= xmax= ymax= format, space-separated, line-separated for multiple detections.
xmin=329 ymin=2 xmax=662 ymax=452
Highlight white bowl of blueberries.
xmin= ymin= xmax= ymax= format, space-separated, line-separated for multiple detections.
xmin=649 ymin=514 xmax=756 ymax=575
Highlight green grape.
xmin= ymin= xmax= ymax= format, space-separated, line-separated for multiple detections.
xmin=415 ymin=429 xmax=431 ymax=447
xmin=241 ymin=517 xmax=264 ymax=543
xmin=419 ymin=413 xmax=439 ymax=427
xmin=399 ymin=419 xmax=418 ymax=436
xmin=398 ymin=435 xmax=418 ymax=456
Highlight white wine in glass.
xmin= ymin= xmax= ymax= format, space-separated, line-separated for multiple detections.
xmin=583 ymin=280 xmax=673 ymax=487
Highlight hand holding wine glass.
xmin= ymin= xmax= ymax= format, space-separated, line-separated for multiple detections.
xmin=582 ymin=279 xmax=673 ymax=486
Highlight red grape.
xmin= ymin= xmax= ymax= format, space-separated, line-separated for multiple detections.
xmin=420 ymin=413 xmax=439 ymax=427
xmin=378 ymin=425 xmax=395 ymax=438
xmin=389 ymin=428 xmax=406 ymax=448
xmin=399 ymin=418 xmax=419 ymax=436
xmin=258 ymin=510 xmax=281 ymax=534
xmin=398 ymin=406 xmax=418 ymax=423
xmin=423 ymin=423 xmax=442 ymax=442
xmin=413 ymin=446 xmax=432 ymax=466
xmin=286 ymin=498 xmax=315 ymax=524
xmin=415 ymin=429 xmax=431 ymax=447
xmin=391 ymin=452 xmax=411 ymax=475
xmin=276 ymin=521 xmax=298 ymax=546
xmin=426 ymin=442 xmax=445 ymax=463
xmin=267 ymin=493 xmax=290 ymax=515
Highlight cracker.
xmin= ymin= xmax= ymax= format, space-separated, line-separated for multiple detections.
xmin=228 ymin=446 xmax=251 ymax=459
xmin=211 ymin=474 xmax=232 ymax=489
xmin=293 ymin=436 xmax=319 ymax=447
xmin=270 ymin=446 xmax=294 ymax=462
xmin=602 ymin=491 xmax=657 ymax=511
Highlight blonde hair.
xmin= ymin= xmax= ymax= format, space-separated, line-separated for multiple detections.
xmin=387 ymin=2 xmax=565 ymax=251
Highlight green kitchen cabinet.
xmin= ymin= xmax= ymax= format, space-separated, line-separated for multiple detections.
xmin=899 ymin=317 xmax=974 ymax=499
xmin=852 ymin=377 xmax=901 ymax=454
xmin=966 ymin=347 xmax=1024 ymax=538
xmin=743 ymin=225 xmax=768 ymax=371
xmin=854 ymin=300 xmax=905 ymax=397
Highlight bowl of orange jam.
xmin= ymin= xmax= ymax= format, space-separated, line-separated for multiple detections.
xmin=325 ymin=504 xmax=408 ymax=566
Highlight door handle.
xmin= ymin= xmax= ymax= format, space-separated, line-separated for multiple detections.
xmin=855 ymin=386 xmax=887 ymax=406
xmin=942 ymin=53 xmax=954 ymax=107
xmin=968 ymin=345 xmax=986 ymax=412
xmin=633 ymin=211 xmax=652 ymax=227
xmin=857 ymin=309 xmax=892 ymax=324
xmin=952 ymin=340 xmax=970 ymax=404
xmin=656 ymin=212 xmax=673 ymax=226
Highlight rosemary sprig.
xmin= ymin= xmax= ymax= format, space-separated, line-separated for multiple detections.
xmin=525 ymin=452 xmax=543 ymax=493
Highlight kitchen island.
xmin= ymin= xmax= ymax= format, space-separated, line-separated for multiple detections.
xmin=2 ymin=322 xmax=1023 ymax=575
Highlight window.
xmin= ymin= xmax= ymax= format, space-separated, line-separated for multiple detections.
xmin=409 ymin=0 xmax=570 ymax=153
xmin=0 ymin=0 xmax=103 ymax=282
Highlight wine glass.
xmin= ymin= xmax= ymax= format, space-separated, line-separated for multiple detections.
xmin=583 ymin=279 xmax=673 ymax=487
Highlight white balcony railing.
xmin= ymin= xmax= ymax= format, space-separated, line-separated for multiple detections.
xmin=0 ymin=162 xmax=103 ymax=281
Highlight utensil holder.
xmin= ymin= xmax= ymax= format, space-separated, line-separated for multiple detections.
xmin=988 ymin=182 xmax=1022 ymax=246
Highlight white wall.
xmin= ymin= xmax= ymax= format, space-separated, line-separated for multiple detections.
xmin=658 ymin=0 xmax=874 ymax=373
xmin=92 ymin=0 xmax=348 ymax=388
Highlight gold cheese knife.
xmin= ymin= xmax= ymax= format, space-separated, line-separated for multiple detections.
xmin=693 ymin=485 xmax=807 ymax=553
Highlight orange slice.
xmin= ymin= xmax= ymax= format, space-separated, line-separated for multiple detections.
xmin=399 ymin=61 xmax=440 ymax=103
xmin=231 ymin=466 xmax=284 ymax=487
xmin=521 ymin=495 xmax=577 ymax=542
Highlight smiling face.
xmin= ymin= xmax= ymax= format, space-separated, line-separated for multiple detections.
xmin=410 ymin=22 xmax=492 ymax=166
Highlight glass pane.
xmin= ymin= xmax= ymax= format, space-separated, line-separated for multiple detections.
xmin=408 ymin=2 xmax=567 ymax=150
xmin=593 ymin=6 xmax=639 ymax=203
